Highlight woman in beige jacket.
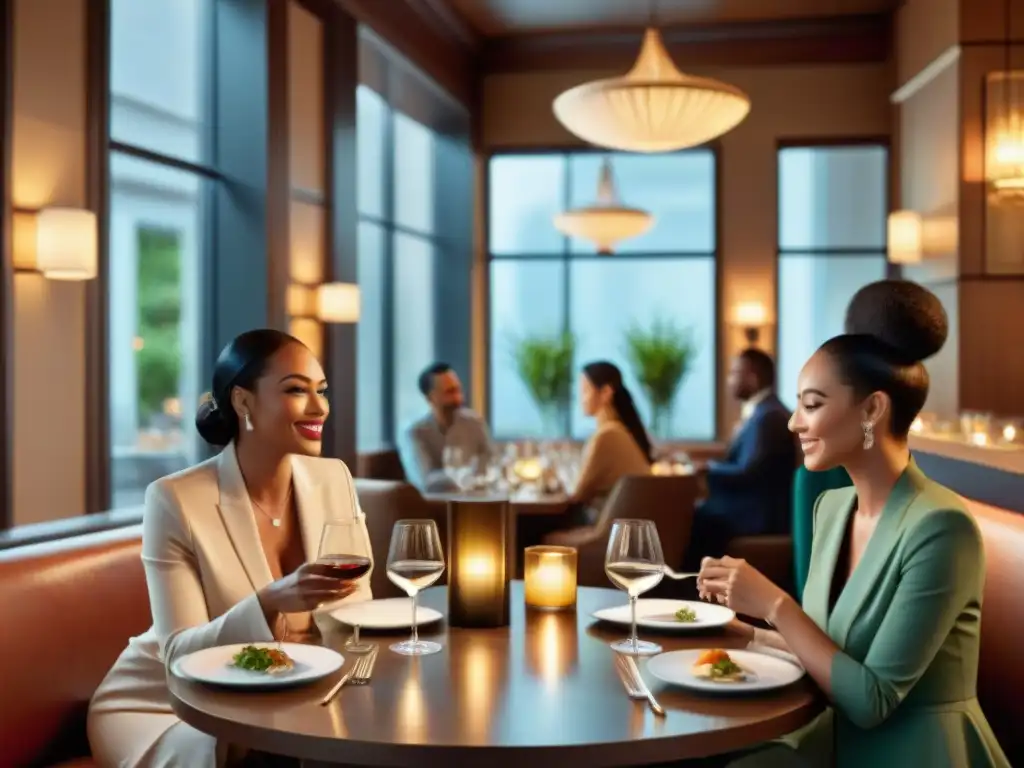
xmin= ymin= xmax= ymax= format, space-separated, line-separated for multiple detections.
xmin=88 ymin=330 xmax=373 ymax=767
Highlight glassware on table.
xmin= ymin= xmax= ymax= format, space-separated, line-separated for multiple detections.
xmin=386 ymin=519 xmax=446 ymax=656
xmin=604 ymin=519 xmax=666 ymax=656
xmin=443 ymin=446 xmax=472 ymax=489
xmin=317 ymin=520 xmax=374 ymax=652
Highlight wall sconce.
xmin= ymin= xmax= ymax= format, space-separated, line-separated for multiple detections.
xmin=887 ymin=210 xmax=923 ymax=264
xmin=447 ymin=498 xmax=510 ymax=628
xmin=287 ymin=282 xmax=360 ymax=323
xmin=13 ymin=207 xmax=98 ymax=280
xmin=524 ymin=546 xmax=577 ymax=611
xmin=732 ymin=301 xmax=768 ymax=345
xmin=985 ymin=71 xmax=1024 ymax=203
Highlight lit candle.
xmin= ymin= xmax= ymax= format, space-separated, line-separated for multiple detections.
xmin=910 ymin=416 xmax=924 ymax=434
xmin=524 ymin=546 xmax=577 ymax=611
xmin=513 ymin=457 xmax=543 ymax=482
xmin=447 ymin=499 xmax=510 ymax=628
xmin=1004 ymin=424 xmax=1017 ymax=443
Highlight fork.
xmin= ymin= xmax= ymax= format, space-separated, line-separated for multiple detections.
xmin=319 ymin=647 xmax=376 ymax=705
xmin=619 ymin=653 xmax=666 ymax=717
xmin=663 ymin=566 xmax=698 ymax=580
xmin=346 ymin=644 xmax=379 ymax=687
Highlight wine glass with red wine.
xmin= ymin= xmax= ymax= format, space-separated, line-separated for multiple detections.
xmin=317 ymin=520 xmax=374 ymax=652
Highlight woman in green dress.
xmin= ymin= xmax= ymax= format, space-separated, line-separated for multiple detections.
xmin=699 ymin=281 xmax=1009 ymax=767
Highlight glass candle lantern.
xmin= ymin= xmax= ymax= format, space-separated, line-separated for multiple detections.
xmin=524 ymin=546 xmax=578 ymax=611
xmin=447 ymin=498 xmax=511 ymax=628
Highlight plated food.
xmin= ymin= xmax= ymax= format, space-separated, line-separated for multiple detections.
xmin=231 ymin=645 xmax=295 ymax=674
xmin=690 ymin=649 xmax=748 ymax=682
xmin=647 ymin=648 xmax=803 ymax=693
xmin=592 ymin=599 xmax=734 ymax=632
xmin=674 ymin=606 xmax=697 ymax=622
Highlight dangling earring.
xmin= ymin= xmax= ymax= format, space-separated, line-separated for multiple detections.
xmin=862 ymin=422 xmax=875 ymax=450
xmin=244 ymin=413 xmax=254 ymax=432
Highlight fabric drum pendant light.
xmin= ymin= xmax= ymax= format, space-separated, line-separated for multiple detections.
xmin=553 ymin=28 xmax=751 ymax=153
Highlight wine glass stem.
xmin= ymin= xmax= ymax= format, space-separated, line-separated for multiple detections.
xmin=630 ymin=594 xmax=638 ymax=653
xmin=411 ymin=591 xmax=420 ymax=646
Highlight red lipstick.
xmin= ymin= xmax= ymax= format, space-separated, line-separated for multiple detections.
xmin=295 ymin=421 xmax=324 ymax=441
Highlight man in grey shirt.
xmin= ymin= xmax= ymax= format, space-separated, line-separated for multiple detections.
xmin=397 ymin=362 xmax=493 ymax=492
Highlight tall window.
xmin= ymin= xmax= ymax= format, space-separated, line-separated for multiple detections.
xmin=488 ymin=151 xmax=718 ymax=441
xmin=356 ymin=86 xmax=440 ymax=449
xmin=776 ymin=145 xmax=889 ymax=408
xmin=109 ymin=0 xmax=212 ymax=507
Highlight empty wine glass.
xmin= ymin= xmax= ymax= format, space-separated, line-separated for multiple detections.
xmin=317 ymin=520 xmax=374 ymax=652
xmin=386 ymin=519 xmax=446 ymax=656
xmin=605 ymin=519 xmax=665 ymax=656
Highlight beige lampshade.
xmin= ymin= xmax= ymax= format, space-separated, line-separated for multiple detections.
xmin=553 ymin=28 xmax=751 ymax=153
xmin=316 ymin=282 xmax=360 ymax=323
xmin=552 ymin=158 xmax=653 ymax=253
xmin=887 ymin=210 xmax=923 ymax=264
xmin=34 ymin=207 xmax=98 ymax=280
xmin=985 ymin=71 xmax=1024 ymax=199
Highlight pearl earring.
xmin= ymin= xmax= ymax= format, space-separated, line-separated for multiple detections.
xmin=862 ymin=422 xmax=875 ymax=450
xmin=244 ymin=413 xmax=254 ymax=432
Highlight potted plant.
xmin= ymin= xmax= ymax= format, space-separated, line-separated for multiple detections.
xmin=623 ymin=317 xmax=697 ymax=439
xmin=509 ymin=331 xmax=576 ymax=436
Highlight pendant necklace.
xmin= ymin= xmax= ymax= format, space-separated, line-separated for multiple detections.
xmin=252 ymin=486 xmax=292 ymax=528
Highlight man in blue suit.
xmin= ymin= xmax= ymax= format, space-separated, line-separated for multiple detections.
xmin=687 ymin=349 xmax=797 ymax=564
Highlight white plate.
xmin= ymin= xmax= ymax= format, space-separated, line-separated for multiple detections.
xmin=592 ymin=599 xmax=735 ymax=631
xmin=330 ymin=597 xmax=444 ymax=630
xmin=647 ymin=649 xmax=805 ymax=693
xmin=171 ymin=643 xmax=343 ymax=688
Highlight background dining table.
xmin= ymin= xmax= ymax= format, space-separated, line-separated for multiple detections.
xmin=168 ymin=583 xmax=822 ymax=767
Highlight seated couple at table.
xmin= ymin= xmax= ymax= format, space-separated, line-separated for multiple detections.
xmin=88 ymin=330 xmax=373 ymax=768
xmin=695 ymin=280 xmax=1009 ymax=767
xmin=398 ymin=359 xmax=652 ymax=525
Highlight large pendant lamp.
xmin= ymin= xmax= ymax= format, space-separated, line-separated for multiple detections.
xmin=552 ymin=28 xmax=751 ymax=153
xmin=552 ymin=157 xmax=653 ymax=254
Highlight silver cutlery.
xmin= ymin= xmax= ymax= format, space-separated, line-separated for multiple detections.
xmin=620 ymin=653 xmax=666 ymax=717
xmin=319 ymin=648 xmax=376 ymax=706
xmin=614 ymin=653 xmax=644 ymax=700
xmin=347 ymin=644 xmax=379 ymax=687
xmin=663 ymin=566 xmax=698 ymax=580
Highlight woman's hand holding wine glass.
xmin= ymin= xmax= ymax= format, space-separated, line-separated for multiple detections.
xmin=386 ymin=519 xmax=446 ymax=656
xmin=605 ymin=518 xmax=665 ymax=656
xmin=316 ymin=520 xmax=374 ymax=651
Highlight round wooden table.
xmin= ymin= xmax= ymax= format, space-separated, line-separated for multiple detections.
xmin=169 ymin=584 xmax=821 ymax=767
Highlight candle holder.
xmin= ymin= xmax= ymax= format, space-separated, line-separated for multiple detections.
xmin=524 ymin=545 xmax=577 ymax=611
xmin=447 ymin=498 xmax=511 ymax=628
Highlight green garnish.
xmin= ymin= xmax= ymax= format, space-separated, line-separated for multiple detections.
xmin=675 ymin=607 xmax=697 ymax=622
xmin=231 ymin=644 xmax=291 ymax=673
xmin=709 ymin=658 xmax=743 ymax=678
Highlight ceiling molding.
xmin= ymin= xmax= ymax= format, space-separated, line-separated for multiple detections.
xmin=482 ymin=13 xmax=892 ymax=73
xmin=339 ymin=0 xmax=479 ymax=105
xmin=415 ymin=0 xmax=483 ymax=52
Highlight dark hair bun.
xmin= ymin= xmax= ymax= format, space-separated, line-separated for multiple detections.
xmin=195 ymin=399 xmax=235 ymax=447
xmin=844 ymin=279 xmax=948 ymax=364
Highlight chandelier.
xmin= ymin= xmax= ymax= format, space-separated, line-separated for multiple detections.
xmin=552 ymin=28 xmax=751 ymax=153
xmin=552 ymin=157 xmax=653 ymax=254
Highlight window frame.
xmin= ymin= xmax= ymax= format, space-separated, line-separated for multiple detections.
xmin=483 ymin=145 xmax=723 ymax=442
xmin=772 ymin=137 xmax=895 ymax=357
xmin=356 ymin=48 xmax=473 ymax=451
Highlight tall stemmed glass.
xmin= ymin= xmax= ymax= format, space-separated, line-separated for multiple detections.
xmin=386 ymin=519 xmax=446 ymax=656
xmin=605 ymin=519 xmax=665 ymax=656
xmin=317 ymin=520 xmax=374 ymax=652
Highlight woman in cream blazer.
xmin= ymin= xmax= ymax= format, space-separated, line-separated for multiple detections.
xmin=88 ymin=330 xmax=373 ymax=767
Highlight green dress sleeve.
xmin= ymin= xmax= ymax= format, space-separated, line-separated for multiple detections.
xmin=829 ymin=509 xmax=984 ymax=729
xmin=793 ymin=465 xmax=850 ymax=597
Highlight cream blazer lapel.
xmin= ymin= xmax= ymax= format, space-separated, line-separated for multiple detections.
xmin=215 ymin=442 xmax=275 ymax=592
xmin=292 ymin=452 xmax=329 ymax=564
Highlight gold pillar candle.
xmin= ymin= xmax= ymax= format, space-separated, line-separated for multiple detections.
xmin=524 ymin=545 xmax=577 ymax=611
xmin=447 ymin=498 xmax=511 ymax=628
